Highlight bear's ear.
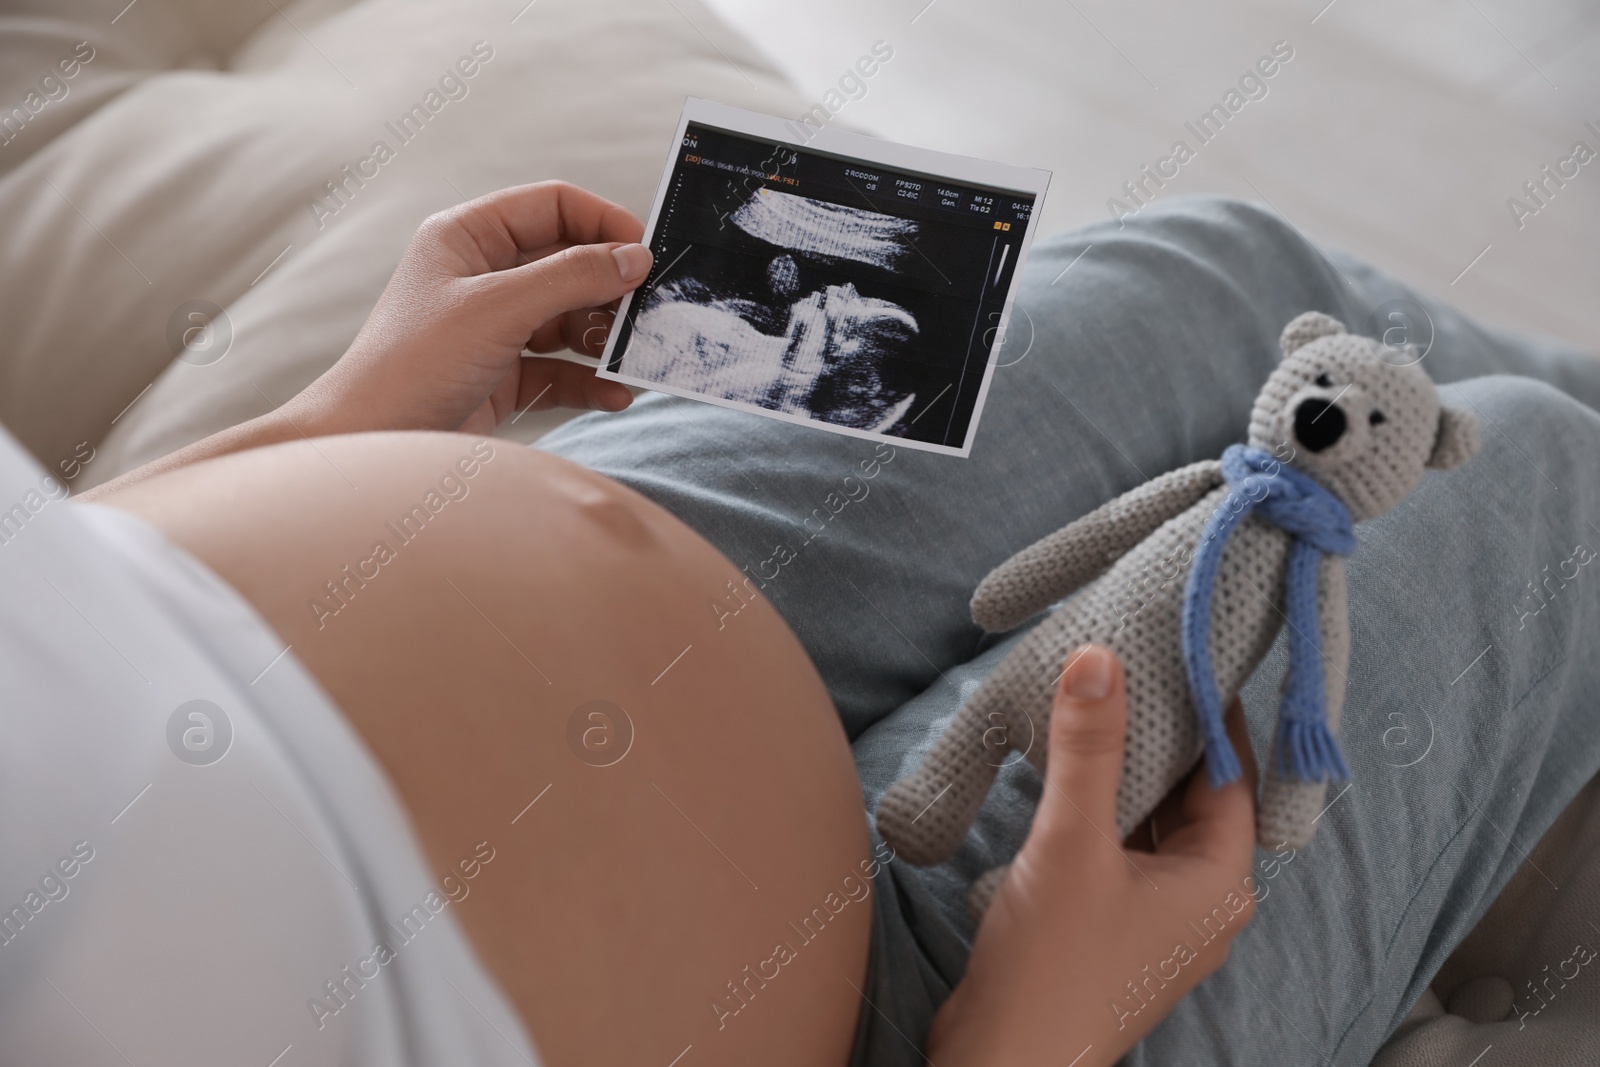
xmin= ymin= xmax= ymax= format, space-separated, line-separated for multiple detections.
xmin=1280 ymin=311 xmax=1346 ymax=357
xmin=1428 ymin=406 xmax=1480 ymax=470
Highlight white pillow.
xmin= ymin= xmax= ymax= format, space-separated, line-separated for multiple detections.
xmin=0 ymin=0 xmax=811 ymax=486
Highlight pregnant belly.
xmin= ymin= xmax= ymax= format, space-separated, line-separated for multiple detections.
xmin=97 ymin=431 xmax=872 ymax=1067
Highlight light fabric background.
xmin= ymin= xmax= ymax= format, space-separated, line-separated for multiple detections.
xmin=0 ymin=0 xmax=815 ymax=483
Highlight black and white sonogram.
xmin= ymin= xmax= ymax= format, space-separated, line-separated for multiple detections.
xmin=598 ymin=99 xmax=1049 ymax=457
xmin=628 ymin=191 xmax=925 ymax=432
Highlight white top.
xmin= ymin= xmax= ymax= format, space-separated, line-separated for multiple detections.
xmin=0 ymin=425 xmax=539 ymax=1066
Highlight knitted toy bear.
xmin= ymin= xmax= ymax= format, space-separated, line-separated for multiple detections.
xmin=876 ymin=311 xmax=1481 ymax=914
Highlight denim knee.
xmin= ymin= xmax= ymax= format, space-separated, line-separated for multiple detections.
xmin=1020 ymin=194 xmax=1347 ymax=356
xmin=1448 ymin=373 xmax=1600 ymax=456
xmin=1031 ymin=194 xmax=1315 ymax=268
xmin=1131 ymin=193 xmax=1302 ymax=241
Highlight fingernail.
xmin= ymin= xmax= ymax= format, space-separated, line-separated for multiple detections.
xmin=612 ymin=243 xmax=651 ymax=284
xmin=601 ymin=387 xmax=631 ymax=412
xmin=1063 ymin=645 xmax=1114 ymax=701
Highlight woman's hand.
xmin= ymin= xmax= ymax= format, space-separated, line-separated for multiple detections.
xmin=926 ymin=644 xmax=1259 ymax=1067
xmin=290 ymin=180 xmax=650 ymax=437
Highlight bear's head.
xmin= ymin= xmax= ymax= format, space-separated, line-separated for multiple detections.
xmin=1247 ymin=311 xmax=1479 ymax=521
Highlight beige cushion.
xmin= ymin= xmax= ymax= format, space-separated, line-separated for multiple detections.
xmin=0 ymin=0 xmax=811 ymax=486
xmin=1374 ymin=772 xmax=1600 ymax=1065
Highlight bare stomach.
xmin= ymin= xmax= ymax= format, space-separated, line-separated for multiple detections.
xmin=97 ymin=431 xmax=872 ymax=1067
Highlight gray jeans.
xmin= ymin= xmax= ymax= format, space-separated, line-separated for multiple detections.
xmin=539 ymin=197 xmax=1600 ymax=1066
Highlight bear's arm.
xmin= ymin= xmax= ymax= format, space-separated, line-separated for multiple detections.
xmin=970 ymin=459 xmax=1224 ymax=632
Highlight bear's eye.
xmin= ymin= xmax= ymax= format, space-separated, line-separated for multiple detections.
xmin=1314 ymin=373 xmax=1333 ymax=388
xmin=1369 ymin=410 xmax=1386 ymax=426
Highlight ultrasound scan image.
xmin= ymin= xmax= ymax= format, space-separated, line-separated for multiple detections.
xmin=606 ymin=123 xmax=1036 ymax=450
xmin=626 ymin=190 xmax=924 ymax=433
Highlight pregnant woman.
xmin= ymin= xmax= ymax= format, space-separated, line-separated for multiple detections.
xmin=8 ymin=182 xmax=1598 ymax=1067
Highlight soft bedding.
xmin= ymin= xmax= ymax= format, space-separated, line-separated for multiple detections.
xmin=0 ymin=0 xmax=814 ymax=486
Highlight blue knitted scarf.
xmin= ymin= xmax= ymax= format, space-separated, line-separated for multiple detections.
xmin=1181 ymin=445 xmax=1357 ymax=788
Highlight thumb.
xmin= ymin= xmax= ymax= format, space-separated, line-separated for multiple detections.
xmin=1030 ymin=644 xmax=1128 ymax=847
xmin=474 ymin=241 xmax=653 ymax=342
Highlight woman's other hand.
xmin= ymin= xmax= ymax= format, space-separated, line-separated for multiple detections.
xmin=926 ymin=644 xmax=1260 ymax=1067
xmin=294 ymin=180 xmax=650 ymax=436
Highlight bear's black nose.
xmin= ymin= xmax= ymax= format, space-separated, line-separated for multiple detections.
xmin=1294 ymin=398 xmax=1347 ymax=453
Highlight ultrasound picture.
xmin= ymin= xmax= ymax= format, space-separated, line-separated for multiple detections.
xmin=604 ymin=112 xmax=1041 ymax=453
xmin=620 ymin=188 xmax=936 ymax=435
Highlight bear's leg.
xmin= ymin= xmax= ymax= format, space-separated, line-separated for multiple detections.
xmin=876 ymin=686 xmax=1013 ymax=866
xmin=1257 ymin=770 xmax=1328 ymax=849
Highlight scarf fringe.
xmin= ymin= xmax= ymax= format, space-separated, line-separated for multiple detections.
xmin=1276 ymin=716 xmax=1352 ymax=783
xmin=1203 ymin=725 xmax=1243 ymax=789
